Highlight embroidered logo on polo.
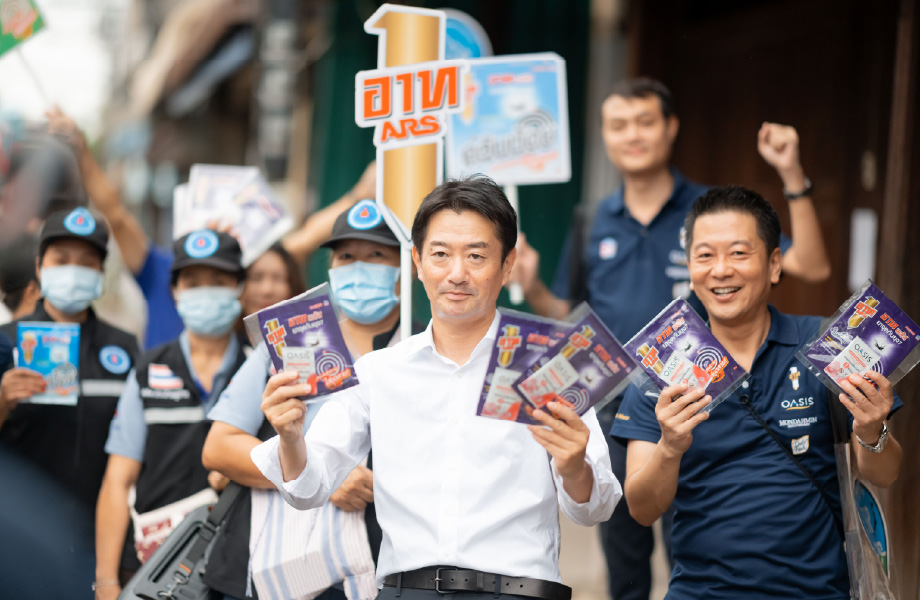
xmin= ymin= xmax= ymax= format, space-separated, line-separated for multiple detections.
xmin=148 ymin=363 xmax=184 ymax=389
xmin=63 ymin=207 xmax=96 ymax=235
xmin=791 ymin=434 xmax=810 ymax=455
xmin=788 ymin=366 xmax=801 ymax=390
xmin=185 ymin=230 xmax=219 ymax=258
xmin=347 ymin=199 xmax=382 ymax=230
xmin=99 ymin=345 xmax=131 ymax=375
xmin=598 ymin=237 xmax=617 ymax=260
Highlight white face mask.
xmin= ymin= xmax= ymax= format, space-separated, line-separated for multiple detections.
xmin=176 ymin=286 xmax=242 ymax=337
xmin=40 ymin=265 xmax=103 ymax=314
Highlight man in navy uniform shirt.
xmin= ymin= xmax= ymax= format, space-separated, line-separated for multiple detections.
xmin=612 ymin=185 xmax=902 ymax=599
xmin=511 ymin=77 xmax=831 ymax=600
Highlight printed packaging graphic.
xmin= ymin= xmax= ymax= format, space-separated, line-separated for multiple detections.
xmin=243 ymin=283 xmax=358 ymax=400
xmin=512 ymin=304 xmax=642 ymax=419
xmin=626 ymin=299 xmax=749 ymax=412
xmin=797 ymin=280 xmax=920 ymax=395
xmin=476 ymin=309 xmax=569 ymax=424
xmin=16 ymin=321 xmax=80 ymax=405
xmin=174 ymin=164 xmax=294 ymax=267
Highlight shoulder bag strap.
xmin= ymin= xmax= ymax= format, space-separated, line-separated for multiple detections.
xmin=739 ymin=393 xmax=845 ymax=541
xmin=178 ymin=482 xmax=244 ymax=573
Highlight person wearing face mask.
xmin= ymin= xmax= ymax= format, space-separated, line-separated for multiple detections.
xmin=93 ymin=230 xmax=248 ymax=598
xmin=200 ymin=199 xmax=413 ymax=600
xmin=0 ymin=207 xmax=140 ymax=595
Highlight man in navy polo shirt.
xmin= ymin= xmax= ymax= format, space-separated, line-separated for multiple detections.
xmin=612 ymin=185 xmax=902 ymax=599
xmin=512 ymin=78 xmax=831 ymax=599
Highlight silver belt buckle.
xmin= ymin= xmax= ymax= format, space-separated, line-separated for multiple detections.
xmin=434 ymin=568 xmax=456 ymax=594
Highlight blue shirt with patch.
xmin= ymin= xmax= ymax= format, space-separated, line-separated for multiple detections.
xmin=105 ymin=332 xmax=240 ymax=461
xmin=611 ymin=306 xmax=903 ymax=600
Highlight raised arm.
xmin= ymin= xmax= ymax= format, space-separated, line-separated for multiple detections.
xmin=46 ymin=108 xmax=150 ymax=274
xmin=282 ymin=161 xmax=376 ymax=263
xmin=623 ymin=384 xmax=710 ymax=526
xmin=510 ymin=233 xmax=571 ymax=320
xmin=757 ymin=122 xmax=830 ymax=282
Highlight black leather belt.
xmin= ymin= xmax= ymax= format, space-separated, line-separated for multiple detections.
xmin=382 ymin=568 xmax=571 ymax=599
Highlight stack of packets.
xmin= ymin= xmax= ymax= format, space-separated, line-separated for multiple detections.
xmin=16 ymin=322 xmax=80 ymax=405
xmin=174 ymin=164 xmax=294 ymax=267
xmin=243 ymin=283 xmax=358 ymax=401
xmin=476 ymin=305 xmax=643 ymax=424
xmin=626 ymin=299 xmax=749 ymax=412
xmin=797 ymin=280 xmax=920 ymax=394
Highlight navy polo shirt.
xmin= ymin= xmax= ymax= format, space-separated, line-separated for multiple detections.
xmin=612 ymin=306 xmax=903 ymax=600
xmin=552 ymin=170 xmax=710 ymax=344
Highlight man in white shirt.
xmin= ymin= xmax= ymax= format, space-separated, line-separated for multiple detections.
xmin=254 ymin=176 xmax=620 ymax=599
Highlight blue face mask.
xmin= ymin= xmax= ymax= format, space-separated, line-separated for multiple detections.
xmin=176 ymin=286 xmax=242 ymax=337
xmin=40 ymin=265 xmax=104 ymax=314
xmin=328 ymin=261 xmax=400 ymax=325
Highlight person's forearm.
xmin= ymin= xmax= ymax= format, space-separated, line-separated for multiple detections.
xmin=624 ymin=444 xmax=682 ymax=526
xmin=560 ymin=460 xmax=594 ymax=504
xmin=283 ymin=192 xmax=361 ymax=263
xmin=202 ymin=430 xmax=274 ymax=488
xmin=78 ymin=154 xmax=150 ymax=273
xmin=854 ymin=430 xmax=902 ymax=488
xmin=95 ymin=480 xmax=131 ymax=582
xmin=777 ymin=168 xmax=831 ymax=282
xmin=279 ymin=436 xmax=308 ymax=483
xmin=524 ymin=279 xmax=570 ymax=320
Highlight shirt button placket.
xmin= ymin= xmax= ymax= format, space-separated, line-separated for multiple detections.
xmin=438 ymin=369 xmax=464 ymax=561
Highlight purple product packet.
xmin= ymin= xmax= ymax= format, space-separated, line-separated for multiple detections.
xmin=796 ymin=280 xmax=920 ymax=395
xmin=513 ymin=304 xmax=641 ymax=418
xmin=625 ymin=299 xmax=748 ymax=412
xmin=476 ymin=309 xmax=569 ymax=424
xmin=244 ymin=284 xmax=358 ymax=399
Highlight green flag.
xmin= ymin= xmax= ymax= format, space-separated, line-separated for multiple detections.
xmin=0 ymin=0 xmax=45 ymax=58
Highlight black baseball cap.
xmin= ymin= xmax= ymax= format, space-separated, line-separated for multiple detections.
xmin=39 ymin=207 xmax=109 ymax=261
xmin=320 ymin=199 xmax=400 ymax=249
xmin=171 ymin=230 xmax=244 ymax=278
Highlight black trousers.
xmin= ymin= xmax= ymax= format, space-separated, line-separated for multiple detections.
xmin=599 ymin=411 xmax=673 ymax=600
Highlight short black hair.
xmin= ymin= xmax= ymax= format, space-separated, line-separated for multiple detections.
xmin=684 ymin=185 xmax=782 ymax=256
xmin=411 ymin=175 xmax=518 ymax=262
xmin=606 ymin=77 xmax=675 ymax=120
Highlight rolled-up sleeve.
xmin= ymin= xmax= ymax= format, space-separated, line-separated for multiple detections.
xmin=251 ymin=382 xmax=372 ymax=511
xmin=552 ymin=407 xmax=621 ymax=526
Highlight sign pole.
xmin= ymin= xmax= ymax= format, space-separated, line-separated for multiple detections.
xmin=504 ymin=183 xmax=524 ymax=305
xmin=16 ymin=46 xmax=50 ymax=106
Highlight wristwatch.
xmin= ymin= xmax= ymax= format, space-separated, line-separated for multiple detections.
xmin=783 ymin=177 xmax=813 ymax=200
xmin=856 ymin=422 xmax=889 ymax=453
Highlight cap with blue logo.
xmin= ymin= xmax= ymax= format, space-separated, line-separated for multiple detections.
xmin=320 ymin=199 xmax=399 ymax=249
xmin=171 ymin=229 xmax=243 ymax=278
xmin=39 ymin=207 xmax=109 ymax=260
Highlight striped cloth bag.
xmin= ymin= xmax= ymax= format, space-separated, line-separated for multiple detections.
xmin=249 ymin=488 xmax=377 ymax=600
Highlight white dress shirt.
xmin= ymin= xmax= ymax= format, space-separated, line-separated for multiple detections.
xmin=252 ymin=311 xmax=621 ymax=586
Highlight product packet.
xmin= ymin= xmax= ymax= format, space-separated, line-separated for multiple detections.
xmin=625 ymin=299 xmax=748 ymax=412
xmin=513 ymin=303 xmax=645 ymax=419
xmin=243 ymin=283 xmax=358 ymax=401
xmin=476 ymin=309 xmax=569 ymax=424
xmin=174 ymin=165 xmax=293 ymax=267
xmin=796 ymin=280 xmax=920 ymax=395
xmin=16 ymin=322 xmax=80 ymax=405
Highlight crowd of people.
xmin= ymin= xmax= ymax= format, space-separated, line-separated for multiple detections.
xmin=0 ymin=77 xmax=904 ymax=600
